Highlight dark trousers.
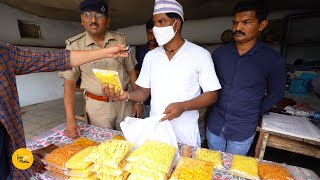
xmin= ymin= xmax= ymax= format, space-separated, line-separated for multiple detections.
xmin=0 ymin=123 xmax=10 ymax=179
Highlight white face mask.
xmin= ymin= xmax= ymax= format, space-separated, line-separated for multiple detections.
xmin=152 ymin=20 xmax=177 ymax=46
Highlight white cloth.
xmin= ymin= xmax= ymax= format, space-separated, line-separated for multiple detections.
xmin=136 ymin=40 xmax=221 ymax=146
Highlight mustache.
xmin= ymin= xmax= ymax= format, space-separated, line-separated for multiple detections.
xmin=89 ymin=23 xmax=98 ymax=27
xmin=233 ymin=30 xmax=245 ymax=36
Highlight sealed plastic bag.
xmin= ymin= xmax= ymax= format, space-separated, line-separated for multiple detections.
xmin=258 ymin=162 xmax=294 ymax=180
xmin=194 ymin=148 xmax=223 ymax=170
xmin=92 ymin=69 xmax=123 ymax=94
xmin=230 ymin=155 xmax=259 ymax=180
xmin=120 ymin=115 xmax=178 ymax=148
xmin=125 ymin=140 xmax=177 ymax=179
xmin=65 ymin=146 xmax=96 ymax=170
xmin=85 ymin=140 xmax=133 ymax=168
xmin=170 ymin=157 xmax=214 ymax=180
xmin=43 ymin=144 xmax=84 ymax=170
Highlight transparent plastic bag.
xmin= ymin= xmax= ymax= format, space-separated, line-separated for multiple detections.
xmin=126 ymin=140 xmax=177 ymax=173
xmin=230 ymin=155 xmax=259 ymax=180
xmin=194 ymin=148 xmax=224 ymax=170
xmin=92 ymin=69 xmax=123 ymax=95
xmin=258 ymin=162 xmax=294 ymax=180
xmin=124 ymin=162 xmax=167 ymax=180
xmin=65 ymin=146 xmax=96 ymax=170
xmin=85 ymin=139 xmax=133 ymax=168
xmin=65 ymin=165 xmax=94 ymax=178
xmin=170 ymin=157 xmax=214 ymax=180
xmin=93 ymin=161 xmax=126 ymax=176
xmin=43 ymin=144 xmax=84 ymax=170
xmin=71 ymin=138 xmax=99 ymax=148
xmin=96 ymin=171 xmax=130 ymax=180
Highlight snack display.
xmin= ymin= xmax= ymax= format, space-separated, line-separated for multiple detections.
xmin=96 ymin=171 xmax=130 ymax=180
xmin=92 ymin=69 xmax=123 ymax=95
xmin=230 ymin=155 xmax=259 ymax=180
xmin=126 ymin=141 xmax=177 ymax=173
xmin=44 ymin=144 xmax=84 ymax=169
xmin=258 ymin=162 xmax=294 ymax=180
xmin=65 ymin=165 xmax=94 ymax=178
xmin=125 ymin=162 xmax=167 ymax=180
xmin=69 ymin=174 xmax=98 ymax=180
xmin=85 ymin=140 xmax=133 ymax=168
xmin=194 ymin=148 xmax=223 ymax=169
xmin=71 ymin=138 xmax=99 ymax=148
xmin=170 ymin=157 xmax=214 ymax=180
xmin=93 ymin=161 xmax=126 ymax=176
xmin=65 ymin=146 xmax=96 ymax=170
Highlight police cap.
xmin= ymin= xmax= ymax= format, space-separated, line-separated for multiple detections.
xmin=80 ymin=0 xmax=108 ymax=14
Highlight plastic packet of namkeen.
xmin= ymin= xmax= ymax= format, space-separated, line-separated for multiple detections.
xmin=92 ymin=69 xmax=123 ymax=95
xmin=124 ymin=161 xmax=167 ymax=180
xmin=96 ymin=171 xmax=130 ymax=180
xmin=92 ymin=160 xmax=126 ymax=176
xmin=65 ymin=146 xmax=96 ymax=170
xmin=194 ymin=148 xmax=224 ymax=170
xmin=70 ymin=138 xmax=99 ymax=148
xmin=43 ymin=144 xmax=84 ymax=170
xmin=65 ymin=165 xmax=94 ymax=178
xmin=85 ymin=140 xmax=133 ymax=168
xmin=230 ymin=155 xmax=259 ymax=180
xmin=126 ymin=140 xmax=177 ymax=173
xmin=170 ymin=157 xmax=214 ymax=180
xmin=258 ymin=162 xmax=294 ymax=180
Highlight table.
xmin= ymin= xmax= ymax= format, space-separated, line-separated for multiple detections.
xmin=27 ymin=122 xmax=320 ymax=180
xmin=255 ymin=113 xmax=320 ymax=160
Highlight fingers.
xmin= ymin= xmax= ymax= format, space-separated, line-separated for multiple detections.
xmin=77 ymin=127 xmax=81 ymax=136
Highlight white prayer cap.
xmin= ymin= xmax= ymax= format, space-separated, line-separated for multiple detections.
xmin=153 ymin=0 xmax=184 ymax=21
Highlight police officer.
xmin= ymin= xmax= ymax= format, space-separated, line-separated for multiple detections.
xmin=59 ymin=0 xmax=142 ymax=138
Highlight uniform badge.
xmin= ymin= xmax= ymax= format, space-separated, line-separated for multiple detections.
xmin=101 ymin=5 xmax=106 ymax=13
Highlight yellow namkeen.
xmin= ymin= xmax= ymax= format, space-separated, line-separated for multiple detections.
xmin=93 ymin=69 xmax=123 ymax=95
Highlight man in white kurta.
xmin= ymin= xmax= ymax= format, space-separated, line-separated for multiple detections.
xmin=136 ymin=40 xmax=221 ymax=146
xmin=103 ymin=0 xmax=221 ymax=147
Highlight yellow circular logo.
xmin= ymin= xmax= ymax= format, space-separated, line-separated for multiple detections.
xmin=12 ymin=148 xmax=34 ymax=170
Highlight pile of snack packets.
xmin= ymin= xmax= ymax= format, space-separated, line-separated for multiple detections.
xmin=38 ymin=137 xmax=295 ymax=180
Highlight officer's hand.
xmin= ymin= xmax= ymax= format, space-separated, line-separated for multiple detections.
xmin=133 ymin=103 xmax=143 ymax=118
xmin=102 ymin=84 xmax=127 ymax=101
xmin=161 ymin=102 xmax=186 ymax=121
xmin=66 ymin=121 xmax=81 ymax=139
xmin=105 ymin=44 xmax=129 ymax=58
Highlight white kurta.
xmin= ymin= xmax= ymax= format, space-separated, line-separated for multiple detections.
xmin=136 ymin=40 xmax=221 ymax=146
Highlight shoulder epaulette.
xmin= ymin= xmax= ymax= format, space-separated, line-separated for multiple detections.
xmin=65 ymin=32 xmax=86 ymax=45
xmin=110 ymin=30 xmax=125 ymax=37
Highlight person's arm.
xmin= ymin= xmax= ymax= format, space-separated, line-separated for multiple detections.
xmin=162 ymin=91 xmax=218 ymax=120
xmin=5 ymin=43 xmax=128 ymax=75
xmin=69 ymin=45 xmax=128 ymax=66
xmin=127 ymin=68 xmax=143 ymax=117
xmin=63 ymin=79 xmax=81 ymax=138
xmin=261 ymin=57 xmax=286 ymax=113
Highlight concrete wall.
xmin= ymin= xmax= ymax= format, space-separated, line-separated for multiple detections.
xmin=0 ymin=3 xmax=83 ymax=47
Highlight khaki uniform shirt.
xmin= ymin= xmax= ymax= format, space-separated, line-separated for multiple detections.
xmin=58 ymin=31 xmax=137 ymax=96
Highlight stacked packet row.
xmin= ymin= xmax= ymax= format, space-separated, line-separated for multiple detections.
xmin=125 ymin=140 xmax=177 ymax=180
xmin=42 ymin=138 xmax=98 ymax=179
xmin=85 ymin=139 xmax=133 ymax=180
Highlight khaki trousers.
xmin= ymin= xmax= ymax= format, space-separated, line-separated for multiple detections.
xmin=85 ymin=97 xmax=134 ymax=130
